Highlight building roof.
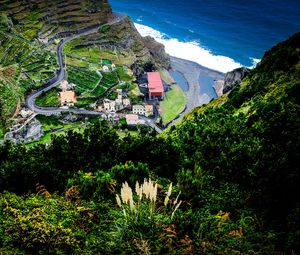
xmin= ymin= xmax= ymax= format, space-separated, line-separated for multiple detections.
xmin=60 ymin=91 xmax=76 ymax=103
xmin=132 ymin=105 xmax=145 ymax=110
xmin=125 ymin=114 xmax=139 ymax=122
xmin=147 ymin=72 xmax=164 ymax=93
xmin=123 ymin=99 xmax=131 ymax=106
xmin=145 ymin=105 xmax=153 ymax=112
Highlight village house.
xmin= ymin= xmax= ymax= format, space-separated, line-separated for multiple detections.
xmin=60 ymin=80 xmax=69 ymax=91
xmin=38 ymin=36 xmax=48 ymax=44
xmin=99 ymin=89 xmax=131 ymax=113
xmin=147 ymin=72 xmax=164 ymax=100
xmin=132 ymin=104 xmax=154 ymax=117
xmin=19 ymin=109 xmax=33 ymax=119
xmin=125 ymin=114 xmax=145 ymax=126
xmin=102 ymin=65 xmax=110 ymax=72
xmin=132 ymin=105 xmax=145 ymax=115
xmin=60 ymin=80 xmax=75 ymax=92
xmin=144 ymin=104 xmax=154 ymax=117
xmin=59 ymin=91 xmax=77 ymax=107
xmin=123 ymin=98 xmax=131 ymax=108
xmin=97 ymin=105 xmax=104 ymax=112
xmin=115 ymin=94 xmax=123 ymax=111
xmin=103 ymin=99 xmax=116 ymax=112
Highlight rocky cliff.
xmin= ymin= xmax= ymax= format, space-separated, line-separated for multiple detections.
xmin=223 ymin=67 xmax=250 ymax=94
xmin=142 ymin=36 xmax=171 ymax=70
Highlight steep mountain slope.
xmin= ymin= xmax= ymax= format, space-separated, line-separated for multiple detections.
xmin=168 ymin=32 xmax=300 ymax=251
xmin=0 ymin=0 xmax=112 ymax=135
xmin=0 ymin=32 xmax=299 ymax=254
xmin=64 ymin=15 xmax=170 ymax=76
xmin=0 ymin=0 xmax=170 ymax=137
xmin=0 ymin=0 xmax=112 ymax=41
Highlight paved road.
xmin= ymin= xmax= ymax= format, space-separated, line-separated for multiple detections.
xmin=26 ymin=13 xmax=126 ymax=116
xmin=140 ymin=116 xmax=162 ymax=134
xmin=25 ymin=12 xmax=163 ymax=133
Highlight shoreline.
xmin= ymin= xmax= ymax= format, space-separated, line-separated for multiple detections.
xmin=168 ymin=56 xmax=224 ymax=122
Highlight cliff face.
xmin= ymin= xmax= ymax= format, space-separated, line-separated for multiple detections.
xmin=142 ymin=36 xmax=171 ymax=70
xmin=223 ymin=67 xmax=250 ymax=94
xmin=106 ymin=16 xmax=170 ymax=75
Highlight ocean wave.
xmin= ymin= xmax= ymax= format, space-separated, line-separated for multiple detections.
xmin=136 ymin=16 xmax=143 ymax=22
xmin=249 ymin=57 xmax=261 ymax=68
xmin=135 ymin=23 xmax=246 ymax=73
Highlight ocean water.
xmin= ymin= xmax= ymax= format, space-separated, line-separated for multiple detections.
xmin=169 ymin=71 xmax=189 ymax=92
xmin=109 ymin=0 xmax=300 ymax=73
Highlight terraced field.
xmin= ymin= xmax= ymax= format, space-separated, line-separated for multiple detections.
xmin=0 ymin=0 xmax=112 ymax=136
xmin=0 ymin=0 xmax=112 ymax=41
xmin=67 ymin=66 xmax=120 ymax=107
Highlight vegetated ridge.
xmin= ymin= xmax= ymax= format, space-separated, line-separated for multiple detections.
xmin=0 ymin=31 xmax=299 ymax=253
xmin=0 ymin=0 xmax=170 ymax=137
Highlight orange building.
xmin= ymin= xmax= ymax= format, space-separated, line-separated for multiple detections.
xmin=59 ymin=91 xmax=77 ymax=107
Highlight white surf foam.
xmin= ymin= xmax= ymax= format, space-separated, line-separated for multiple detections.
xmin=249 ymin=57 xmax=261 ymax=68
xmin=134 ymin=23 xmax=250 ymax=73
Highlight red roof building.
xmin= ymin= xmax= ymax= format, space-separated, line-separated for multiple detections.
xmin=147 ymin=72 xmax=164 ymax=99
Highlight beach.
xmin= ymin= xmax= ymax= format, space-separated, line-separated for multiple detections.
xmin=169 ymin=56 xmax=224 ymax=123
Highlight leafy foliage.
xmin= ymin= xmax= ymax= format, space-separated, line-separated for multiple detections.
xmin=0 ymin=31 xmax=299 ymax=254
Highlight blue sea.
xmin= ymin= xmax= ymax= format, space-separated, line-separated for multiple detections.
xmin=109 ymin=0 xmax=300 ymax=73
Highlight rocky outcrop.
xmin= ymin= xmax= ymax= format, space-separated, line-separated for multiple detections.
xmin=223 ymin=67 xmax=250 ymax=94
xmin=5 ymin=118 xmax=44 ymax=144
xmin=214 ymin=80 xmax=225 ymax=97
xmin=104 ymin=16 xmax=170 ymax=74
xmin=142 ymin=36 xmax=171 ymax=69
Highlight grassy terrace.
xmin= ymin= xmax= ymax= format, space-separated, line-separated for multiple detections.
xmin=21 ymin=51 xmax=58 ymax=87
xmin=35 ymin=88 xmax=60 ymax=107
xmin=67 ymin=67 xmax=101 ymax=95
xmin=0 ymin=0 xmax=114 ymax=136
xmin=26 ymin=115 xmax=84 ymax=147
xmin=160 ymin=85 xmax=187 ymax=124
xmin=0 ymin=7 xmax=59 ymax=131
xmin=64 ymin=37 xmax=136 ymax=68
xmin=0 ymin=65 xmax=20 ymax=133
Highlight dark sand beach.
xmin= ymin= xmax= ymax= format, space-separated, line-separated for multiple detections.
xmin=168 ymin=57 xmax=224 ymax=125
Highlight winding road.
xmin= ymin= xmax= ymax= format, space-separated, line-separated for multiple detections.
xmin=26 ymin=13 xmax=126 ymax=116
xmin=25 ymin=13 xmax=163 ymax=133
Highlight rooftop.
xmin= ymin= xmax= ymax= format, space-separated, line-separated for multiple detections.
xmin=145 ymin=105 xmax=153 ymax=111
xmin=147 ymin=72 xmax=164 ymax=93
xmin=132 ymin=104 xmax=144 ymax=110
xmin=125 ymin=114 xmax=139 ymax=121
xmin=59 ymin=91 xmax=76 ymax=102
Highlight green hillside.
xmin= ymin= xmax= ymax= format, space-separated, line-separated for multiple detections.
xmin=0 ymin=0 xmax=111 ymax=136
xmin=0 ymin=32 xmax=299 ymax=254
xmin=0 ymin=0 xmax=169 ymax=139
